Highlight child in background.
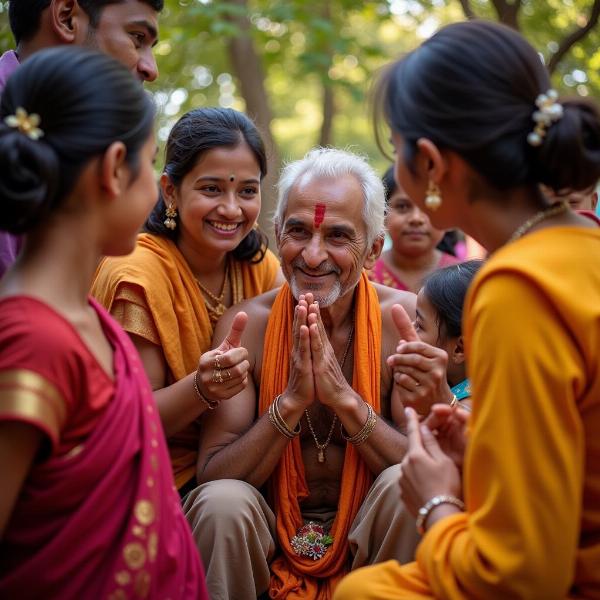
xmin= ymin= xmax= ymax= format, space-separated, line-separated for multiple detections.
xmin=541 ymin=182 xmax=598 ymax=212
xmin=0 ymin=47 xmax=207 ymax=599
xmin=369 ymin=166 xmax=459 ymax=293
xmin=388 ymin=260 xmax=483 ymax=421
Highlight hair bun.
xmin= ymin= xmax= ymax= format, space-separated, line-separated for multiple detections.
xmin=0 ymin=126 xmax=59 ymax=234
xmin=534 ymin=98 xmax=600 ymax=191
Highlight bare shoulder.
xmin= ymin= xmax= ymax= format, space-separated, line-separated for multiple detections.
xmin=372 ymin=282 xmax=416 ymax=320
xmin=373 ymin=282 xmax=416 ymax=367
xmin=212 ymin=288 xmax=279 ymax=361
xmin=371 ymin=283 xmax=416 ymax=416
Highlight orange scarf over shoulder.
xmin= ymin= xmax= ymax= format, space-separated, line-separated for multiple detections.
xmin=259 ymin=272 xmax=381 ymax=599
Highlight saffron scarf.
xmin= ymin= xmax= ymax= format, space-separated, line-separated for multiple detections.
xmin=258 ymin=272 xmax=382 ymax=599
xmin=0 ymin=299 xmax=206 ymax=599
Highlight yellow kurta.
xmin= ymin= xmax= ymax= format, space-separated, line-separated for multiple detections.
xmin=334 ymin=226 xmax=600 ymax=599
xmin=91 ymin=232 xmax=280 ymax=489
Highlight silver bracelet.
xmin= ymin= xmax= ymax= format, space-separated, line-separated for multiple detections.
xmin=415 ymin=494 xmax=465 ymax=535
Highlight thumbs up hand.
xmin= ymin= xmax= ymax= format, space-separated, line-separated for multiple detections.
xmin=196 ymin=312 xmax=251 ymax=403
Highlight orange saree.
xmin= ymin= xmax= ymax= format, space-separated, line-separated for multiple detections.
xmin=258 ymin=272 xmax=382 ymax=599
xmin=92 ymin=232 xmax=279 ymax=489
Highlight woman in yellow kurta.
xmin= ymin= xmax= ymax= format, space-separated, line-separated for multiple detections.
xmin=92 ymin=108 xmax=282 ymax=491
xmin=335 ymin=21 xmax=600 ymax=599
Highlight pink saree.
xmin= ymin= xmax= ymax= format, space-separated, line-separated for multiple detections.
xmin=0 ymin=297 xmax=207 ymax=599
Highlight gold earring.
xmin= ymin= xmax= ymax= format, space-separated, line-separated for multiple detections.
xmin=425 ymin=181 xmax=442 ymax=211
xmin=164 ymin=203 xmax=178 ymax=230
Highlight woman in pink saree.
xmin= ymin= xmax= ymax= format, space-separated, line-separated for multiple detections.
xmin=0 ymin=48 xmax=207 ymax=599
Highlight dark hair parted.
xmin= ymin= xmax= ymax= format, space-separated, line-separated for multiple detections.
xmin=0 ymin=46 xmax=155 ymax=234
xmin=9 ymin=0 xmax=164 ymax=45
xmin=423 ymin=259 xmax=484 ymax=341
xmin=144 ymin=107 xmax=269 ymax=263
xmin=376 ymin=20 xmax=600 ymax=193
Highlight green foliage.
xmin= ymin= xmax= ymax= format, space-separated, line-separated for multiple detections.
xmin=0 ymin=0 xmax=598 ymax=175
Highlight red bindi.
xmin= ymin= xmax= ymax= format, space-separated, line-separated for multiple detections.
xmin=314 ymin=203 xmax=326 ymax=228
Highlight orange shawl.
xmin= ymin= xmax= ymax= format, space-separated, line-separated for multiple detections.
xmin=92 ymin=233 xmax=279 ymax=488
xmin=259 ymin=272 xmax=381 ymax=599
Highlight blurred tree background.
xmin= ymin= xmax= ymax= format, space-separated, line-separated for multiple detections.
xmin=1 ymin=0 xmax=599 ymax=233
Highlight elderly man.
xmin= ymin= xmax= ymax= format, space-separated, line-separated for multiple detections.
xmin=0 ymin=0 xmax=162 ymax=277
xmin=185 ymin=148 xmax=419 ymax=600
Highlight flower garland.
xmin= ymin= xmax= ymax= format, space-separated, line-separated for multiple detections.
xmin=290 ymin=521 xmax=334 ymax=561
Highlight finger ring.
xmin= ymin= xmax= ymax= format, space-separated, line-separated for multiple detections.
xmin=224 ymin=369 xmax=232 ymax=381
xmin=415 ymin=382 xmax=421 ymax=387
xmin=212 ymin=369 xmax=224 ymax=384
xmin=214 ymin=355 xmax=222 ymax=369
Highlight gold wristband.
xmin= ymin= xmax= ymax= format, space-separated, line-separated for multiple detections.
xmin=193 ymin=370 xmax=220 ymax=410
xmin=268 ymin=394 xmax=300 ymax=439
xmin=341 ymin=403 xmax=377 ymax=446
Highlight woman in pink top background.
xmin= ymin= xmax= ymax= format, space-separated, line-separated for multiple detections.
xmin=369 ymin=166 xmax=459 ymax=293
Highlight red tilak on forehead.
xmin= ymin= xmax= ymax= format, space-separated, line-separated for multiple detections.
xmin=314 ymin=203 xmax=326 ymax=228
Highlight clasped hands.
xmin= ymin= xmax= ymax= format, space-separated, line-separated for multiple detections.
xmin=285 ymin=293 xmax=357 ymax=411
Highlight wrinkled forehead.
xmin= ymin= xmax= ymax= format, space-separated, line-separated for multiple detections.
xmin=283 ymin=173 xmax=366 ymax=228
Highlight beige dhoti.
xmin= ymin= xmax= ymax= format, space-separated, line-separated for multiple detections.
xmin=184 ymin=464 xmax=419 ymax=600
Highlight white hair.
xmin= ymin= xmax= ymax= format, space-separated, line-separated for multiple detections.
xmin=273 ymin=147 xmax=386 ymax=246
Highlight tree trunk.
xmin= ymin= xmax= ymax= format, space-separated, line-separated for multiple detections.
xmin=225 ymin=0 xmax=280 ymax=244
xmin=490 ymin=0 xmax=522 ymax=30
xmin=458 ymin=0 xmax=477 ymax=20
xmin=319 ymin=82 xmax=335 ymax=147
xmin=317 ymin=0 xmax=335 ymax=147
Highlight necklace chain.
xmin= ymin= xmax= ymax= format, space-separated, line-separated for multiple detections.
xmin=508 ymin=201 xmax=569 ymax=243
xmin=195 ymin=260 xmax=230 ymax=325
xmin=304 ymin=322 xmax=354 ymax=463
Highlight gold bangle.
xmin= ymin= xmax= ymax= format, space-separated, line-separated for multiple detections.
xmin=193 ymin=370 xmax=220 ymax=410
xmin=268 ymin=406 xmax=294 ymax=439
xmin=268 ymin=394 xmax=300 ymax=439
xmin=341 ymin=403 xmax=377 ymax=446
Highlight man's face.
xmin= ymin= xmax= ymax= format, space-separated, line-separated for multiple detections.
xmin=83 ymin=1 xmax=159 ymax=82
xmin=277 ymin=173 xmax=380 ymax=307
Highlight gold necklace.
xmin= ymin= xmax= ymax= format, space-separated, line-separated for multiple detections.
xmin=196 ymin=260 xmax=230 ymax=326
xmin=304 ymin=322 xmax=354 ymax=463
xmin=508 ymin=201 xmax=569 ymax=243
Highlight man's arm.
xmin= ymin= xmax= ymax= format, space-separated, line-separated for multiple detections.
xmin=196 ymin=296 xmax=315 ymax=488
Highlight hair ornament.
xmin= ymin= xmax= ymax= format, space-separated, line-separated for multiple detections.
xmin=4 ymin=107 xmax=44 ymax=140
xmin=527 ymin=90 xmax=563 ymax=147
